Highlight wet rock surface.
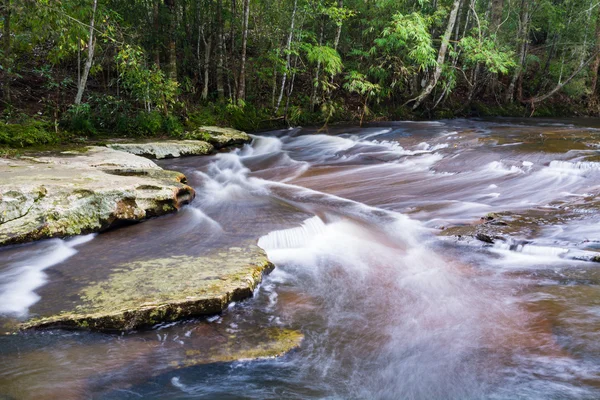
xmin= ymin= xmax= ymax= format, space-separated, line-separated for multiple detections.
xmin=0 ymin=324 xmax=303 ymax=399
xmin=107 ymin=126 xmax=251 ymax=159
xmin=438 ymin=192 xmax=600 ymax=262
xmin=107 ymin=140 xmax=214 ymax=159
xmin=183 ymin=126 xmax=251 ymax=149
xmin=20 ymin=244 xmax=274 ymax=332
xmin=0 ymin=147 xmax=194 ymax=247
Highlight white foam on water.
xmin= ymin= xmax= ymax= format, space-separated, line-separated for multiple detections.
xmin=479 ymin=192 xmax=501 ymax=198
xmin=357 ymin=128 xmax=393 ymax=140
xmin=241 ymin=135 xmax=283 ymax=157
xmin=490 ymin=241 xmax=571 ymax=266
xmin=258 ymin=211 xmax=520 ymax=399
xmin=186 ymin=207 xmax=224 ymax=232
xmin=520 ymin=244 xmax=569 ymax=256
xmin=0 ymin=234 xmax=96 ymax=317
xmin=288 ymin=134 xmax=357 ymax=157
xmin=485 ymin=161 xmax=527 ymax=175
xmin=545 ymin=160 xmax=600 ymax=176
xmin=397 ymin=152 xmax=444 ymax=171
xmin=193 ymin=153 xmax=269 ymax=204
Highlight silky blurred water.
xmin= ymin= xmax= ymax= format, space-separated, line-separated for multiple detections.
xmin=1 ymin=118 xmax=600 ymax=399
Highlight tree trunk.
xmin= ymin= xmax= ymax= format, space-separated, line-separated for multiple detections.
xmin=284 ymin=54 xmax=300 ymax=122
xmin=490 ymin=0 xmax=504 ymax=34
xmin=153 ymin=0 xmax=161 ymax=68
xmin=74 ymin=0 xmax=97 ymax=105
xmin=216 ymin=0 xmax=225 ymax=100
xmin=165 ymin=0 xmax=178 ymax=81
xmin=506 ymin=0 xmax=529 ymax=102
xmin=333 ymin=0 xmax=343 ymax=50
xmin=202 ymin=36 xmax=212 ymax=100
xmin=310 ymin=17 xmax=325 ymax=112
xmin=275 ymin=0 xmax=297 ymax=114
xmin=230 ymin=0 xmax=237 ymax=100
xmin=236 ymin=0 xmax=250 ymax=102
xmin=2 ymin=0 xmax=10 ymax=102
xmin=589 ymin=5 xmax=600 ymax=107
xmin=411 ymin=0 xmax=461 ymax=110
xmin=329 ymin=0 xmax=343 ymax=85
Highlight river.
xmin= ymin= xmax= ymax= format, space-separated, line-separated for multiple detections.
xmin=1 ymin=118 xmax=599 ymax=399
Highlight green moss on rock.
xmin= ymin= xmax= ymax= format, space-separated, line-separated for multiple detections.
xmin=0 ymin=147 xmax=195 ymax=246
xmin=183 ymin=126 xmax=250 ymax=149
xmin=107 ymin=140 xmax=214 ymax=159
xmin=20 ymin=245 xmax=275 ymax=332
xmin=173 ymin=328 xmax=304 ymax=368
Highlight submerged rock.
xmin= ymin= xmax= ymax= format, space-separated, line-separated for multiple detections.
xmin=172 ymin=327 xmax=303 ymax=368
xmin=0 ymin=147 xmax=194 ymax=246
xmin=20 ymin=244 xmax=274 ymax=332
xmin=107 ymin=140 xmax=214 ymax=159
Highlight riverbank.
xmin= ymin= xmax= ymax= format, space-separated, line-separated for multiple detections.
xmin=1 ymin=95 xmax=593 ymax=158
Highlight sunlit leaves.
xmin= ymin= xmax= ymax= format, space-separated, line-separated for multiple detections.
xmin=458 ymin=36 xmax=515 ymax=74
xmin=306 ymin=45 xmax=343 ymax=75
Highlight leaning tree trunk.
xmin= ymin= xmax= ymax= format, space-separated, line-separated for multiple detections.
xmin=275 ymin=0 xmax=297 ymax=114
xmin=236 ymin=0 xmax=250 ymax=102
xmin=526 ymin=49 xmax=600 ymax=106
xmin=411 ymin=0 xmax=461 ymax=110
xmin=74 ymin=0 xmax=97 ymax=105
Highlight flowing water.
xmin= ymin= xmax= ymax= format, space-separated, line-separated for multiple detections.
xmin=1 ymin=118 xmax=600 ymax=399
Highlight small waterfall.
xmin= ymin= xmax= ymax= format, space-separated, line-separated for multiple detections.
xmin=258 ymin=216 xmax=326 ymax=250
xmin=493 ymin=240 xmax=569 ymax=257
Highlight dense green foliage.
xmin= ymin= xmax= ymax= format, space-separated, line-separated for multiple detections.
xmin=1 ymin=0 xmax=600 ymax=142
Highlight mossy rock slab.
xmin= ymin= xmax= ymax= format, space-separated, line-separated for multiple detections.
xmin=184 ymin=126 xmax=251 ymax=149
xmin=107 ymin=140 xmax=214 ymax=159
xmin=173 ymin=328 xmax=303 ymax=368
xmin=20 ymin=245 xmax=274 ymax=332
xmin=0 ymin=147 xmax=194 ymax=246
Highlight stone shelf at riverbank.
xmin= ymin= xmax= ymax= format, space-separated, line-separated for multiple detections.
xmin=20 ymin=244 xmax=274 ymax=332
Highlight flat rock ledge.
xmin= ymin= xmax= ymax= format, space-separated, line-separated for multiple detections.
xmin=107 ymin=126 xmax=251 ymax=159
xmin=20 ymin=244 xmax=274 ymax=332
xmin=0 ymin=146 xmax=194 ymax=247
xmin=107 ymin=140 xmax=214 ymax=159
xmin=183 ymin=126 xmax=251 ymax=149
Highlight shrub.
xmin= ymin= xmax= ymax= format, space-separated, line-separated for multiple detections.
xmin=133 ymin=111 xmax=163 ymax=136
xmin=0 ymin=120 xmax=59 ymax=147
xmin=163 ymin=115 xmax=184 ymax=137
xmin=62 ymin=103 xmax=96 ymax=135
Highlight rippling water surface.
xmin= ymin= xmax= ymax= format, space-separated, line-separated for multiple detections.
xmin=1 ymin=118 xmax=600 ymax=399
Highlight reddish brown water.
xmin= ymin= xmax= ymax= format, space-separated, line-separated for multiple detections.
xmin=1 ymin=118 xmax=600 ymax=399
